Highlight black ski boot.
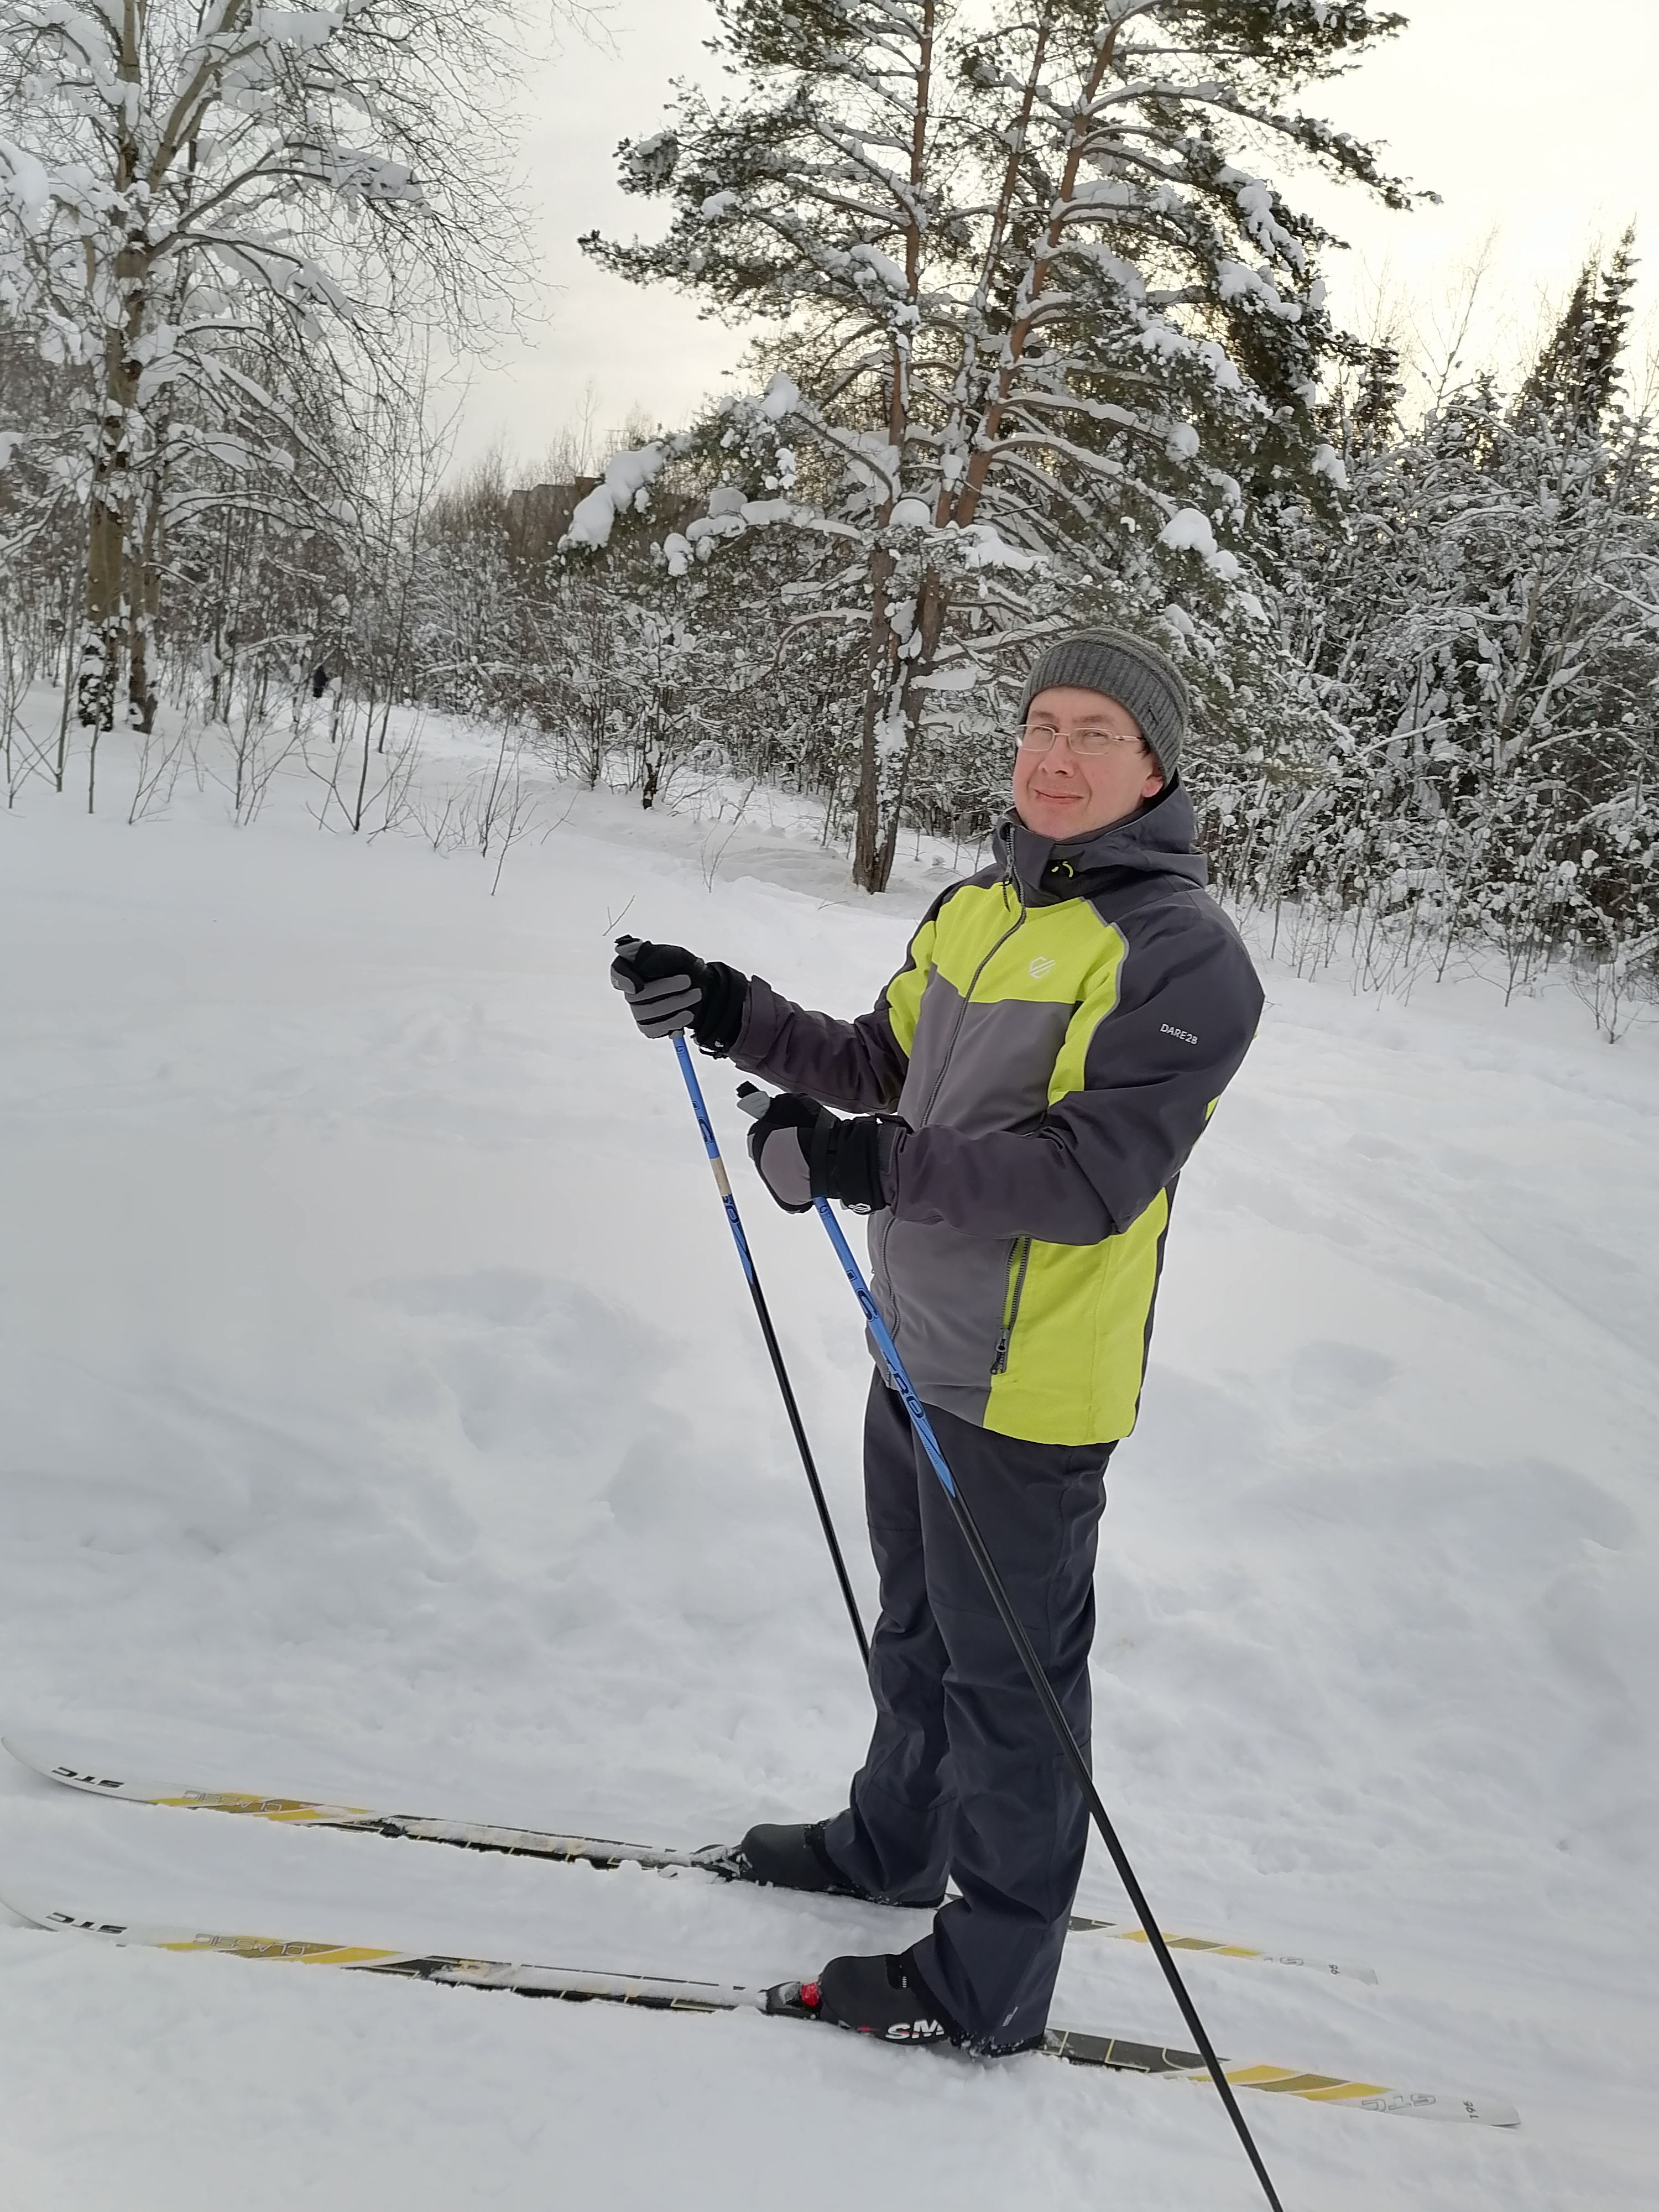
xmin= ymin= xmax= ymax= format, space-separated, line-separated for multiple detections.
xmin=786 ymin=1950 xmax=959 ymax=2044
xmin=731 ymin=1820 xmax=863 ymax=1898
xmin=732 ymin=1821 xmax=947 ymax=1910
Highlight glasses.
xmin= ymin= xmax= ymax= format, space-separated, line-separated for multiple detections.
xmin=1014 ymin=723 xmax=1144 ymax=757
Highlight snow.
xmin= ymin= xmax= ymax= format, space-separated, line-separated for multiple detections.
xmin=0 ymin=716 xmax=1656 ymax=2209
xmin=564 ymin=444 xmax=668 ymax=552
xmin=957 ymin=522 xmax=1042 ymax=573
xmin=1216 ymin=170 xmax=1306 ymax=274
xmin=0 ymin=135 xmax=54 ymax=226
xmin=1196 ymin=338 xmax=1244 ymax=393
xmin=1160 ymin=507 xmax=1219 ymax=555
xmin=1159 ymin=507 xmax=1241 ymax=583
xmin=913 ymin=662 xmax=980 ymax=693
xmin=252 ymin=11 xmax=350 ymax=54
xmin=847 ymin=242 xmax=909 ymax=295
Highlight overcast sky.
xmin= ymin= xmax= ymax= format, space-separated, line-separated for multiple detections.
xmin=447 ymin=0 xmax=1659 ymax=474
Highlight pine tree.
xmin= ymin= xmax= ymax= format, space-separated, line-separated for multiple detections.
xmin=585 ymin=0 xmax=1415 ymax=889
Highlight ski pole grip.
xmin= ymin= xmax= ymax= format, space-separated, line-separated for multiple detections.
xmin=735 ymin=1083 xmax=772 ymax=1120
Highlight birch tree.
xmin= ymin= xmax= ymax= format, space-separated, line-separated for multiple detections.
xmin=587 ymin=0 xmax=1415 ymax=889
xmin=0 ymin=0 xmax=536 ymax=735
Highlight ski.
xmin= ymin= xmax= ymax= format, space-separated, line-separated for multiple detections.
xmin=3 ymin=1736 xmax=1375 ymax=1984
xmin=1 ymin=1892 xmax=1515 ymax=2126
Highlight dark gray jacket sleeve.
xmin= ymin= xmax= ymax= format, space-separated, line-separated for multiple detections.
xmin=727 ymin=893 xmax=952 ymax=1112
xmin=888 ymin=899 xmax=1262 ymax=1243
xmin=730 ymin=975 xmax=910 ymax=1113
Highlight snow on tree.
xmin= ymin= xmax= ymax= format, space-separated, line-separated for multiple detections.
xmin=1267 ymin=235 xmax=1659 ymax=1027
xmin=0 ymin=0 xmax=538 ymax=737
xmin=584 ymin=0 xmax=1417 ymax=889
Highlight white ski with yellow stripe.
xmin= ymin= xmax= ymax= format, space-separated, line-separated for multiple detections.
xmin=3 ymin=1735 xmax=1375 ymax=1983
xmin=1 ymin=1893 xmax=1517 ymax=2126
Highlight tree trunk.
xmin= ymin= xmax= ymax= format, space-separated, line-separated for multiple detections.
xmin=852 ymin=546 xmax=898 ymax=891
xmin=80 ymin=367 xmax=129 ymax=735
xmin=126 ymin=467 xmax=165 ymax=732
xmin=80 ymin=5 xmax=148 ymax=735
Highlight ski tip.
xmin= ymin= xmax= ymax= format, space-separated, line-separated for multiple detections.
xmin=2 ymin=1736 xmax=135 ymax=1797
xmin=0 ymin=1893 xmax=138 ymax=1940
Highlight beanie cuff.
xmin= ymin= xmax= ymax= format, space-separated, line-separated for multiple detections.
xmin=1018 ymin=629 xmax=1188 ymax=781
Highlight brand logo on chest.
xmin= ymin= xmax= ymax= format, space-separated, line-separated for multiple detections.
xmin=1027 ymin=954 xmax=1056 ymax=979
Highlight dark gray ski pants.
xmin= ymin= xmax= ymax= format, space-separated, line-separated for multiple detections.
xmin=822 ymin=1377 xmax=1113 ymax=2049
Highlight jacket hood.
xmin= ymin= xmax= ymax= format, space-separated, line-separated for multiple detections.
xmin=993 ymin=779 xmax=1208 ymax=905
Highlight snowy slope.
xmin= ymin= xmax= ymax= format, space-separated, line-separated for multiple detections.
xmin=0 ymin=743 xmax=1655 ymax=2210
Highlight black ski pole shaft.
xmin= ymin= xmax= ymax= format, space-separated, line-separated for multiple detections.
xmin=806 ymin=1185 xmax=1285 ymax=2212
xmin=671 ymin=1035 xmax=870 ymax=1671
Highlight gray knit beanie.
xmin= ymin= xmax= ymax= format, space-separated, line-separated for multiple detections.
xmin=1016 ymin=628 xmax=1190 ymax=784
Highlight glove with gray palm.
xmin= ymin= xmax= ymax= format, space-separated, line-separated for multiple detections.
xmin=610 ymin=937 xmax=748 ymax=1053
xmin=740 ymin=1084 xmax=899 ymax=1215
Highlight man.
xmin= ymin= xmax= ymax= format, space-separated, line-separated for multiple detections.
xmin=611 ymin=628 xmax=1263 ymax=2053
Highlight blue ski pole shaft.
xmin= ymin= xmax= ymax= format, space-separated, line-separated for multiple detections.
xmin=671 ymin=1036 xmax=870 ymax=1671
xmin=810 ymin=1192 xmax=1284 ymax=2212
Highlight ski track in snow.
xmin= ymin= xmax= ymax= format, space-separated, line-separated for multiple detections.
xmin=0 ymin=731 xmax=1655 ymax=2210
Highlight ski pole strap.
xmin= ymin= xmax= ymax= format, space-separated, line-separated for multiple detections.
xmin=674 ymin=1035 xmax=757 ymax=1287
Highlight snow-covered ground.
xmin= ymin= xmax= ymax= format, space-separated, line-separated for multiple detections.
xmin=1 ymin=723 xmax=1655 ymax=2210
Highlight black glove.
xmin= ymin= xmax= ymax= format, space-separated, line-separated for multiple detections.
xmin=743 ymin=1087 xmax=899 ymax=1215
xmin=611 ymin=937 xmax=747 ymax=1052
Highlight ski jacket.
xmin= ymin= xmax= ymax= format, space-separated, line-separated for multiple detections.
xmin=732 ymin=782 xmax=1264 ymax=1446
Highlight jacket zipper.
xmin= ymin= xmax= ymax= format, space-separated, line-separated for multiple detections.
xmin=990 ymin=1237 xmax=1032 ymax=1375
xmin=877 ymin=884 xmax=1029 ymax=1348
xmin=917 ymin=884 xmax=1028 ymax=1129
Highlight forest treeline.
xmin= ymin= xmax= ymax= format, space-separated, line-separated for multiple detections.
xmin=2 ymin=2 xmax=1655 ymax=1035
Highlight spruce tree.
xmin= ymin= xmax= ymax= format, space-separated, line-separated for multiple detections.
xmin=1272 ymin=238 xmax=1659 ymax=1021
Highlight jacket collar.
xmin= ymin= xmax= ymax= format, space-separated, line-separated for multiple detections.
xmin=993 ymin=780 xmax=1208 ymax=906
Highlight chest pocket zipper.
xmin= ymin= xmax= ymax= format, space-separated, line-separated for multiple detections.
xmin=991 ymin=1237 xmax=1033 ymax=1375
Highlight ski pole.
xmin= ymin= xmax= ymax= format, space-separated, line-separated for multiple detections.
xmin=735 ymin=1088 xmax=1280 ymax=2212
xmin=671 ymin=1035 xmax=870 ymax=1671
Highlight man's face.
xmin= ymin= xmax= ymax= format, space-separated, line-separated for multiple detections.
xmin=1011 ymin=685 xmax=1166 ymax=838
